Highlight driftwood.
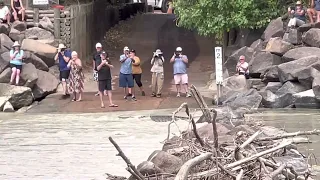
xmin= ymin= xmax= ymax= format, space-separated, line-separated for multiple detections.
xmin=256 ymin=129 xmax=320 ymax=141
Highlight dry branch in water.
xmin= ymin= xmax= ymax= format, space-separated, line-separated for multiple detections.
xmin=256 ymin=129 xmax=320 ymax=141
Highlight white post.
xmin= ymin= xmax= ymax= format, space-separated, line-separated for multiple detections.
xmin=215 ymin=47 xmax=223 ymax=105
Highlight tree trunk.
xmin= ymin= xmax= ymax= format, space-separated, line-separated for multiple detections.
xmin=223 ymin=30 xmax=228 ymax=63
xmin=228 ymin=28 xmax=236 ymax=46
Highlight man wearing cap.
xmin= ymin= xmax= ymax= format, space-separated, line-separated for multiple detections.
xmin=119 ymin=46 xmax=136 ymax=101
xmin=307 ymin=0 xmax=320 ymax=23
xmin=54 ymin=44 xmax=72 ymax=99
xmin=170 ymin=47 xmax=191 ymax=97
xmin=288 ymin=1 xmax=306 ymax=28
xmin=150 ymin=49 xmax=165 ymax=98
xmin=93 ymin=42 xmax=108 ymax=96
xmin=96 ymin=51 xmax=118 ymax=108
xmin=236 ymin=55 xmax=249 ymax=79
xmin=0 ymin=1 xmax=10 ymax=25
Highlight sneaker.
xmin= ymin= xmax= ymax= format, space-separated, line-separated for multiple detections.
xmin=141 ymin=91 xmax=146 ymax=96
xmin=95 ymin=92 xmax=100 ymax=96
xmin=124 ymin=95 xmax=127 ymax=99
xmin=151 ymin=93 xmax=156 ymax=97
xmin=176 ymin=93 xmax=180 ymax=97
xmin=131 ymin=96 xmax=137 ymax=101
xmin=156 ymin=94 xmax=161 ymax=98
xmin=186 ymin=93 xmax=191 ymax=97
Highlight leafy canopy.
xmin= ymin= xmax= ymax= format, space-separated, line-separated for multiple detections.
xmin=174 ymin=0 xmax=281 ymax=36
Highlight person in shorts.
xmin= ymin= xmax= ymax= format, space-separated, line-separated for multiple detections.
xmin=93 ymin=42 xmax=107 ymax=96
xmin=9 ymin=41 xmax=23 ymax=85
xmin=170 ymin=47 xmax=191 ymax=97
xmin=54 ymin=43 xmax=72 ymax=99
xmin=307 ymin=0 xmax=320 ymax=23
xmin=0 ymin=1 xmax=11 ymax=25
xmin=119 ymin=46 xmax=136 ymax=101
xmin=96 ymin=51 xmax=117 ymax=108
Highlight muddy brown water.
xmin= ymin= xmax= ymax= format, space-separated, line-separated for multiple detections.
xmin=0 ymin=109 xmax=319 ymax=179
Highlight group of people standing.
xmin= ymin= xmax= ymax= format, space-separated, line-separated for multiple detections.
xmin=54 ymin=42 xmax=192 ymax=108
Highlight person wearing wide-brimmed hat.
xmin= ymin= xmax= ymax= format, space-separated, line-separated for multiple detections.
xmin=288 ymin=1 xmax=306 ymax=28
xmin=9 ymin=41 xmax=24 ymax=85
xmin=150 ymin=49 xmax=165 ymax=98
xmin=54 ymin=43 xmax=72 ymax=99
xmin=0 ymin=0 xmax=11 ymax=25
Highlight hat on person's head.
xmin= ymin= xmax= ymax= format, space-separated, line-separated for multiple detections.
xmin=239 ymin=55 xmax=245 ymax=60
xmin=123 ymin=46 xmax=130 ymax=51
xmin=57 ymin=43 xmax=66 ymax=49
xmin=71 ymin=51 xmax=78 ymax=56
xmin=296 ymin=1 xmax=302 ymax=5
xmin=101 ymin=51 xmax=107 ymax=55
xmin=176 ymin=47 xmax=182 ymax=51
xmin=130 ymin=49 xmax=136 ymax=53
xmin=12 ymin=41 xmax=20 ymax=47
xmin=95 ymin=42 xmax=102 ymax=48
xmin=155 ymin=49 xmax=163 ymax=55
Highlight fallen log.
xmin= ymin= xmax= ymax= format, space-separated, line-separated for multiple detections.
xmin=256 ymin=129 xmax=320 ymax=141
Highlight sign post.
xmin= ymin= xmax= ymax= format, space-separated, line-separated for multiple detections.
xmin=215 ymin=47 xmax=223 ymax=105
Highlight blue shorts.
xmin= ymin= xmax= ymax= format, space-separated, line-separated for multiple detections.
xmin=119 ymin=73 xmax=134 ymax=88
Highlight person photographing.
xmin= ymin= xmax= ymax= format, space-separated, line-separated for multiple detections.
xmin=54 ymin=44 xmax=72 ymax=99
xmin=130 ymin=49 xmax=145 ymax=97
xmin=170 ymin=47 xmax=191 ymax=97
xmin=9 ymin=41 xmax=23 ymax=85
xmin=119 ymin=46 xmax=136 ymax=101
xmin=97 ymin=51 xmax=118 ymax=108
xmin=150 ymin=49 xmax=165 ymax=98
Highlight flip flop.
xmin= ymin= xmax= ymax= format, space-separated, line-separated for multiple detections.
xmin=109 ymin=104 xmax=118 ymax=107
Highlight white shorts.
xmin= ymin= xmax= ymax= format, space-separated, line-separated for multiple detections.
xmin=174 ymin=74 xmax=188 ymax=84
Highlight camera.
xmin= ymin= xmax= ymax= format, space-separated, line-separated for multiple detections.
xmin=60 ymin=48 xmax=66 ymax=52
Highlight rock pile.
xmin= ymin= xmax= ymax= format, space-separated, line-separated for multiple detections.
xmin=0 ymin=32 xmax=60 ymax=112
xmin=216 ymin=17 xmax=320 ymax=109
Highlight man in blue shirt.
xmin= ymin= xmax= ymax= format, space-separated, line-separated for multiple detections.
xmin=170 ymin=47 xmax=191 ymax=98
xmin=54 ymin=44 xmax=72 ymax=99
xmin=119 ymin=46 xmax=136 ymax=101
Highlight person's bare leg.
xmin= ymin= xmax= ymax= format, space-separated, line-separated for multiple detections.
xmin=317 ymin=11 xmax=320 ymax=23
xmin=15 ymin=69 xmax=21 ymax=85
xmin=128 ymin=87 xmax=132 ymax=94
xmin=77 ymin=92 xmax=82 ymax=101
xmin=99 ymin=91 xmax=105 ymax=108
xmin=6 ymin=14 xmax=10 ymax=25
xmin=21 ymin=9 xmax=25 ymax=21
xmin=307 ymin=8 xmax=315 ymax=24
xmin=184 ymin=83 xmax=191 ymax=97
xmin=107 ymin=90 xmax=117 ymax=107
xmin=13 ymin=12 xmax=18 ymax=21
xmin=72 ymin=92 xmax=76 ymax=101
xmin=10 ymin=68 xmax=17 ymax=84
xmin=95 ymin=82 xmax=99 ymax=96
xmin=61 ymin=80 xmax=68 ymax=95
xmin=176 ymin=84 xmax=181 ymax=97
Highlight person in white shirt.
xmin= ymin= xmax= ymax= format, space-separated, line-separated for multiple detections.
xmin=0 ymin=1 xmax=10 ymax=25
xmin=236 ymin=55 xmax=249 ymax=79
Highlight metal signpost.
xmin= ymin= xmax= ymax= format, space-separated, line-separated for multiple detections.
xmin=215 ymin=47 xmax=223 ymax=105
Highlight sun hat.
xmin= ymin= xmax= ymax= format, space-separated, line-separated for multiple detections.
xmin=71 ymin=51 xmax=77 ymax=56
xmin=57 ymin=43 xmax=66 ymax=49
xmin=176 ymin=47 xmax=182 ymax=51
xmin=296 ymin=1 xmax=302 ymax=5
xmin=123 ymin=46 xmax=130 ymax=51
xmin=95 ymin=42 xmax=102 ymax=48
xmin=155 ymin=49 xmax=163 ymax=55
xmin=12 ymin=41 xmax=20 ymax=47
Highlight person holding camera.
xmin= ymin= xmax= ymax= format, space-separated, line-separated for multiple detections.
xmin=119 ymin=46 xmax=136 ymax=101
xmin=9 ymin=41 xmax=23 ymax=85
xmin=54 ymin=44 xmax=72 ymax=99
xmin=67 ymin=51 xmax=84 ymax=102
xmin=236 ymin=55 xmax=249 ymax=79
xmin=92 ymin=43 xmax=108 ymax=97
xmin=150 ymin=49 xmax=165 ymax=98
xmin=97 ymin=51 xmax=118 ymax=108
xmin=170 ymin=47 xmax=191 ymax=97
xmin=130 ymin=49 xmax=145 ymax=97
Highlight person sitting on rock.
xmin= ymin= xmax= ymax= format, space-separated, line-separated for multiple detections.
xmin=236 ymin=55 xmax=249 ymax=79
xmin=0 ymin=1 xmax=11 ymax=26
xmin=9 ymin=41 xmax=23 ymax=85
xmin=307 ymin=0 xmax=320 ymax=23
xmin=67 ymin=51 xmax=84 ymax=102
xmin=288 ymin=1 xmax=306 ymax=28
xmin=11 ymin=0 xmax=25 ymax=22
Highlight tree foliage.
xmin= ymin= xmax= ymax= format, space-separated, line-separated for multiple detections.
xmin=174 ymin=0 xmax=283 ymax=36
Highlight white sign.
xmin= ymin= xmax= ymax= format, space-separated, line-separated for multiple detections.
xmin=215 ymin=47 xmax=223 ymax=84
xmin=33 ymin=0 xmax=49 ymax=5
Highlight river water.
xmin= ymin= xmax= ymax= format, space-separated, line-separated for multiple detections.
xmin=0 ymin=109 xmax=319 ymax=180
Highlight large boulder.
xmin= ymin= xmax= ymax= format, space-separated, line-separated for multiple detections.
xmin=293 ymin=89 xmax=320 ymax=108
xmin=0 ymin=33 xmax=13 ymax=50
xmin=21 ymin=39 xmax=57 ymax=67
xmin=0 ymin=52 xmax=10 ymax=74
xmin=32 ymin=69 xmax=59 ymax=99
xmin=260 ymin=65 xmax=280 ymax=82
xmin=3 ymin=101 xmax=14 ymax=112
xmin=283 ymin=29 xmax=302 ymax=45
xmin=0 ymin=83 xmax=33 ymax=109
xmin=147 ymin=150 xmax=183 ymax=174
xmin=261 ymin=17 xmax=284 ymax=41
xmin=261 ymin=82 xmax=282 ymax=93
xmin=297 ymin=23 xmax=312 ymax=33
xmin=277 ymin=56 xmax=320 ymax=88
xmin=11 ymin=21 xmax=27 ymax=32
xmin=136 ymin=161 xmax=163 ymax=176
xmin=282 ymin=47 xmax=320 ymax=63
xmin=0 ymin=24 xmax=9 ymax=35
xmin=39 ymin=17 xmax=54 ymax=30
xmin=250 ymin=39 xmax=264 ymax=51
xmin=224 ymin=46 xmax=254 ymax=75
xmin=312 ymin=76 xmax=320 ymax=100
xmin=247 ymin=78 xmax=266 ymax=90
xmin=0 ymin=68 xmax=11 ymax=83
xmin=302 ymin=28 xmax=320 ymax=47
xmin=265 ymin=37 xmax=293 ymax=55
xmin=23 ymin=51 xmax=49 ymax=71
xmin=25 ymin=27 xmax=54 ymax=44
xmin=48 ymin=65 xmax=60 ymax=79
xmin=223 ymin=89 xmax=262 ymax=110
xmin=9 ymin=28 xmax=25 ymax=42
xmin=19 ymin=63 xmax=38 ymax=88
xmin=249 ymin=51 xmax=282 ymax=76
xmin=220 ymin=75 xmax=249 ymax=102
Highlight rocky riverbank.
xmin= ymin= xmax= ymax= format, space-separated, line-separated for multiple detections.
xmin=106 ymin=86 xmax=319 ymax=180
xmin=209 ymin=16 xmax=320 ymax=109
xmin=0 ymin=20 xmax=61 ymax=112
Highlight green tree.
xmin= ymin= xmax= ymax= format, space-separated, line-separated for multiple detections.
xmin=173 ymin=0 xmax=284 ymax=47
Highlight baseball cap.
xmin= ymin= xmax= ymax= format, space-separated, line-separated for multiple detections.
xmin=95 ymin=43 xmax=102 ymax=48
xmin=130 ymin=49 xmax=136 ymax=53
xmin=176 ymin=47 xmax=182 ymax=51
